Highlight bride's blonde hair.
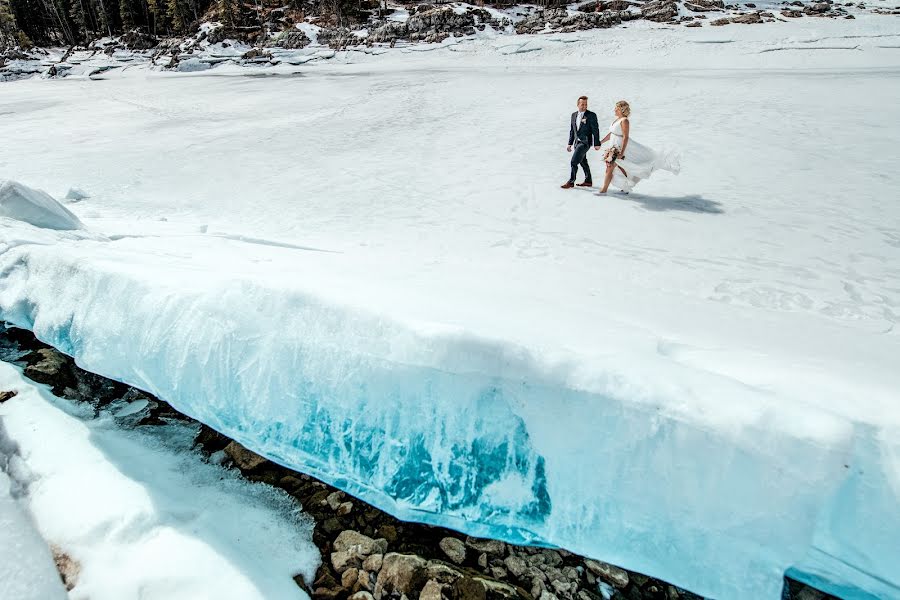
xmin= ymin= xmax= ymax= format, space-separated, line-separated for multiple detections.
xmin=616 ymin=100 xmax=631 ymax=117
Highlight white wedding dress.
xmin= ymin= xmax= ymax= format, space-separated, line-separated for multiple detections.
xmin=602 ymin=117 xmax=680 ymax=193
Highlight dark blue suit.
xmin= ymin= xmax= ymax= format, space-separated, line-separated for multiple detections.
xmin=567 ymin=110 xmax=601 ymax=184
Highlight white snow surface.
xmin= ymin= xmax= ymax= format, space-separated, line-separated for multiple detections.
xmin=0 ymin=470 xmax=68 ymax=600
xmin=0 ymin=362 xmax=318 ymax=600
xmin=1 ymin=16 xmax=899 ymax=600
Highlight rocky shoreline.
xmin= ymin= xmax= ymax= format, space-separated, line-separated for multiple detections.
xmin=2 ymin=0 xmax=895 ymax=81
xmin=0 ymin=325 xmax=835 ymax=600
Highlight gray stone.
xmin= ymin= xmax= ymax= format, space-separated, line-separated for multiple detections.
xmin=584 ymin=559 xmax=629 ymax=589
xmin=439 ymin=537 xmax=467 ymax=565
xmin=333 ymin=549 xmax=363 ymax=574
xmin=335 ymin=530 xmax=381 ymax=555
xmin=425 ymin=561 xmax=463 ymax=584
xmin=420 ymin=579 xmax=444 ymax=600
xmin=327 ymin=491 xmax=346 ymax=510
xmin=363 ymin=554 xmax=384 ymax=572
xmin=478 ymin=553 xmax=488 ymax=569
xmin=350 ymin=593 xmax=376 ymax=600
xmin=465 ymin=537 xmax=506 ymax=556
xmin=504 ymin=556 xmax=527 ymax=578
xmin=375 ymin=553 xmax=429 ymax=597
xmin=642 ymin=0 xmax=679 ymax=20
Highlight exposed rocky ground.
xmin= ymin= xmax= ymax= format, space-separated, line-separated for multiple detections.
xmin=0 ymin=325 xmax=838 ymax=600
xmin=2 ymin=0 xmax=896 ymax=80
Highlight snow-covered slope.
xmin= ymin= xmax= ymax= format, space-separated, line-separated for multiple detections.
xmin=0 ymin=361 xmax=318 ymax=600
xmin=1 ymin=16 xmax=899 ymax=600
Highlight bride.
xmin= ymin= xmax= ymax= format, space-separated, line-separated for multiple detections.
xmin=595 ymin=100 xmax=680 ymax=195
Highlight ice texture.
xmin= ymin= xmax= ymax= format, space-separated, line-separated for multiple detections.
xmin=0 ymin=181 xmax=84 ymax=231
xmin=0 ymin=226 xmax=897 ymax=600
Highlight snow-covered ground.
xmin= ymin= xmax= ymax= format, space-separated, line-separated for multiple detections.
xmin=1 ymin=14 xmax=899 ymax=600
xmin=0 ymin=361 xmax=318 ymax=600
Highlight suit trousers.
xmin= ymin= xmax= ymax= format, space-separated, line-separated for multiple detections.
xmin=569 ymin=142 xmax=592 ymax=184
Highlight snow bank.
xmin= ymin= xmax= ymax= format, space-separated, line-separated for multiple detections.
xmin=0 ymin=181 xmax=84 ymax=231
xmin=0 ymin=227 xmax=897 ymax=599
xmin=0 ymin=361 xmax=319 ymax=600
xmin=0 ymin=470 xmax=68 ymax=600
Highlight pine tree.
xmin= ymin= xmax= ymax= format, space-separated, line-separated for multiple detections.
xmin=118 ymin=0 xmax=134 ymax=29
xmin=0 ymin=0 xmax=19 ymax=47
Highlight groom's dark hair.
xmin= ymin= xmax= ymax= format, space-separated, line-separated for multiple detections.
xmin=578 ymin=96 xmax=588 ymax=101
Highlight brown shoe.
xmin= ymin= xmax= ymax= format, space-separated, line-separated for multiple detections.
xmin=561 ymin=181 xmax=575 ymax=189
xmin=576 ymin=181 xmax=593 ymax=187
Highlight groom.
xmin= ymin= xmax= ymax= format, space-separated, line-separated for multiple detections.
xmin=561 ymin=95 xmax=601 ymax=188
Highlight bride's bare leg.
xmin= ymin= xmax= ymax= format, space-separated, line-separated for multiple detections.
xmin=600 ymin=162 xmax=616 ymax=193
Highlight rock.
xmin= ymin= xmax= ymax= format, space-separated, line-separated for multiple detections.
xmin=323 ymin=517 xmax=344 ymax=534
xmin=781 ymin=8 xmax=804 ymax=15
xmin=550 ymin=579 xmax=571 ymax=595
xmin=683 ymin=0 xmax=725 ymax=9
xmin=268 ymin=29 xmax=311 ymax=49
xmin=377 ymin=525 xmax=398 ymax=543
xmin=504 ymin=556 xmax=527 ymax=578
xmin=465 ymin=537 xmax=506 ymax=556
xmin=641 ymin=0 xmax=679 ymax=21
xmin=338 ymin=501 xmax=354 ymax=516
xmin=327 ymin=491 xmax=346 ymax=510
xmin=357 ymin=570 xmax=375 ymax=591
xmin=363 ymin=554 xmax=384 ymax=572
xmin=223 ymin=441 xmax=268 ymax=470
xmin=440 ymin=537 xmax=467 ymax=565
xmin=333 ymin=549 xmax=364 ymax=574
xmin=369 ymin=22 xmax=407 ymax=43
xmin=710 ymin=16 xmax=732 ymax=24
xmin=351 ymin=593 xmax=376 ymax=600
xmin=0 ymin=390 xmax=18 ymax=403
xmin=23 ymin=348 xmax=72 ymax=389
xmin=343 ymin=568 xmax=361 ymax=590
xmin=478 ymin=553 xmax=488 ymax=569
xmin=425 ymin=561 xmax=463 ymax=584
xmin=375 ymin=554 xmax=428 ymax=597
xmin=584 ymin=560 xmax=629 ymax=589
xmin=241 ymin=47 xmax=272 ymax=61
xmin=207 ymin=25 xmax=226 ymax=44
xmin=490 ymin=567 xmax=508 ymax=580
xmin=731 ymin=11 xmax=762 ymax=21
xmin=313 ymin=566 xmax=345 ymax=600
xmin=540 ymin=550 xmax=562 ymax=568
xmin=514 ymin=7 xmax=622 ymax=34
xmin=448 ymin=575 xmax=522 ymax=600
xmin=420 ymin=579 xmax=444 ymax=600
xmin=335 ymin=530 xmax=382 ymax=555
xmin=538 ymin=591 xmax=559 ymax=600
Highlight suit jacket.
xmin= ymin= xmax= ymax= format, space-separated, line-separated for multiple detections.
xmin=568 ymin=110 xmax=601 ymax=147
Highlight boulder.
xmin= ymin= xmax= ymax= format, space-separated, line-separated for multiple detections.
xmin=267 ymin=29 xmax=311 ymax=49
xmin=465 ymin=538 xmax=506 ymax=557
xmin=641 ymin=0 xmax=679 ymax=21
xmin=375 ymin=554 xmax=429 ymax=598
xmin=335 ymin=530 xmax=387 ymax=555
xmin=439 ymin=537 xmax=467 ymax=565
xmin=584 ymin=560 xmax=629 ymax=589
xmin=223 ymin=441 xmax=268 ymax=471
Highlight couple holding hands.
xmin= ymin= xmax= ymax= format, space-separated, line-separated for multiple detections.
xmin=562 ymin=96 xmax=679 ymax=195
